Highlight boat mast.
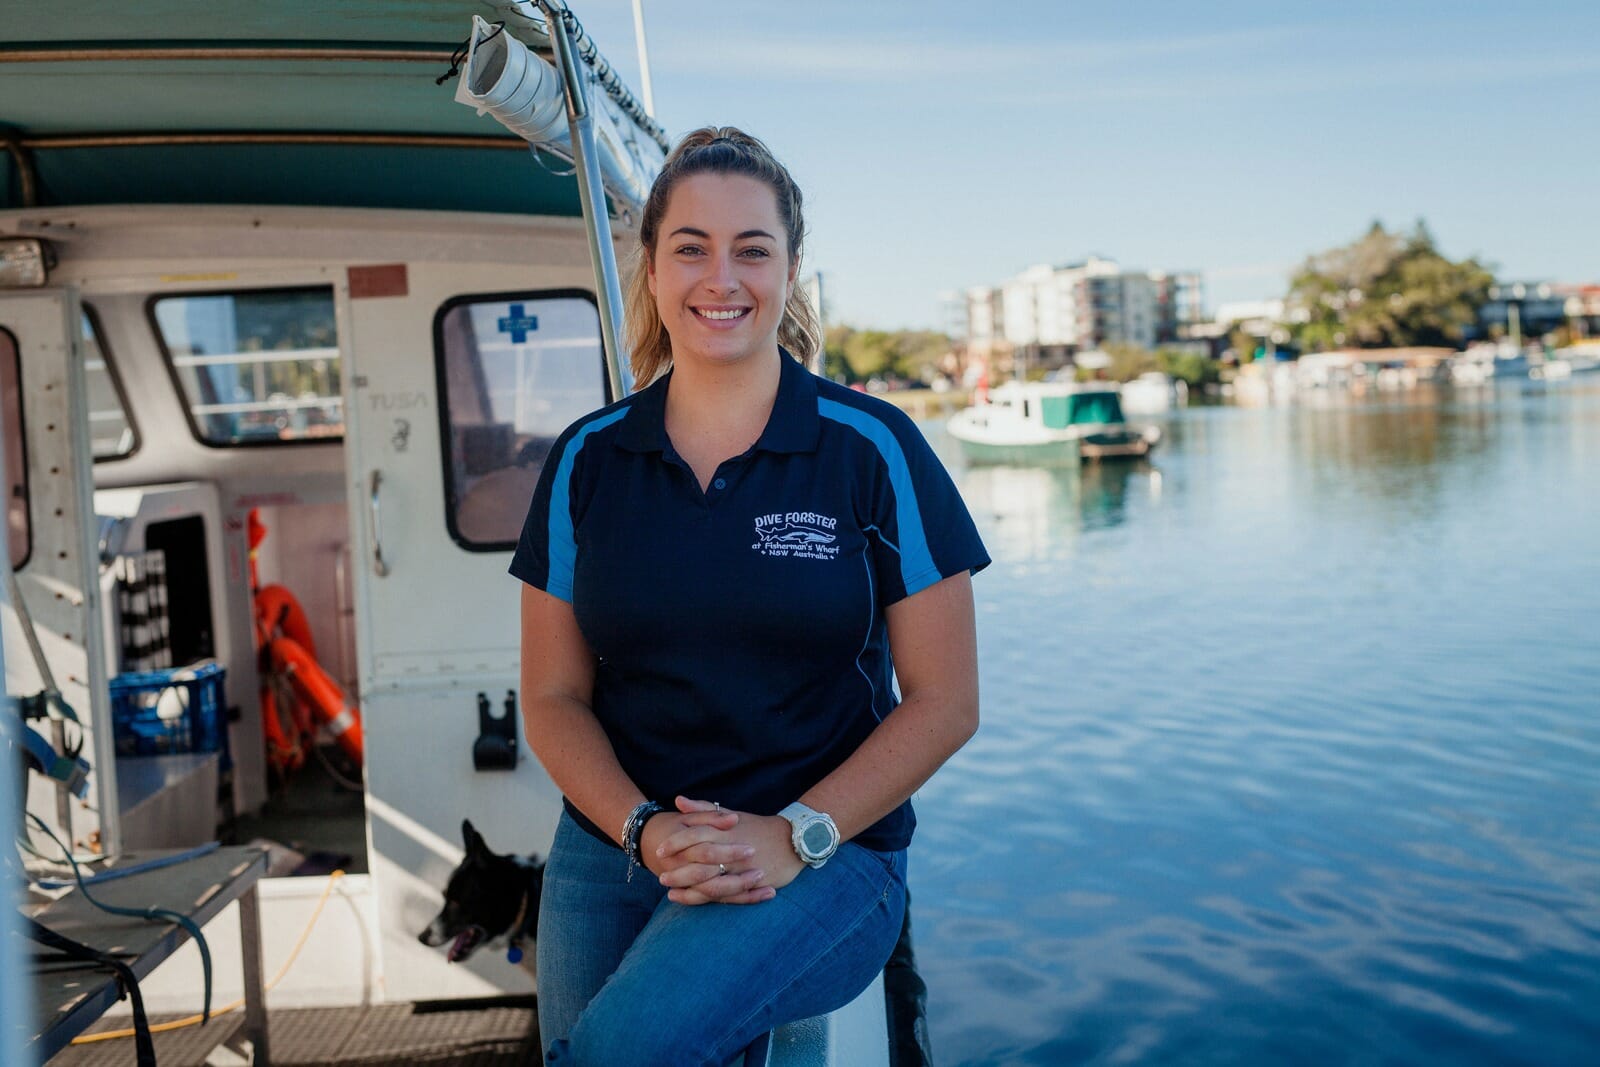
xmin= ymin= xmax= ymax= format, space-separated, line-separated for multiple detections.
xmin=537 ymin=0 xmax=633 ymax=398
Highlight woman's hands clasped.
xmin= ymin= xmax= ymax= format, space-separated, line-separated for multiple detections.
xmin=640 ymin=795 xmax=805 ymax=906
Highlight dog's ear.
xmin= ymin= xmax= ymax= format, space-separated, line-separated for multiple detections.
xmin=462 ymin=819 xmax=489 ymax=858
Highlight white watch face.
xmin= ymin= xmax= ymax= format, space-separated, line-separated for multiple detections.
xmin=800 ymin=820 xmax=835 ymax=857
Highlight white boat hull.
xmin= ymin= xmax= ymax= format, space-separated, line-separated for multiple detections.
xmin=946 ymin=411 xmax=1080 ymax=465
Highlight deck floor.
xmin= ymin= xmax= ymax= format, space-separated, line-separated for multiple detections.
xmin=49 ymin=1001 xmax=540 ymax=1065
xmin=228 ymin=747 xmax=370 ymax=877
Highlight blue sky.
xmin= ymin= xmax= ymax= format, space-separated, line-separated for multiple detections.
xmin=574 ymin=1 xmax=1598 ymax=330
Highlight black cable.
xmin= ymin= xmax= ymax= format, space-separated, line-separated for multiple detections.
xmin=24 ymin=917 xmax=157 ymax=1066
xmin=436 ymin=21 xmax=505 ymax=86
xmin=27 ymin=812 xmax=214 ymax=1024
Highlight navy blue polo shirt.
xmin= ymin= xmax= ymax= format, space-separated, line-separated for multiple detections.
xmin=509 ymin=353 xmax=989 ymax=852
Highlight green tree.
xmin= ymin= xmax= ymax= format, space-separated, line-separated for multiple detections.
xmin=822 ymin=324 xmax=855 ymax=381
xmin=1227 ymin=325 xmax=1260 ymax=363
xmin=1102 ymin=342 xmax=1158 ymax=382
xmin=822 ymin=325 xmax=953 ymax=383
xmin=1288 ymin=220 xmax=1493 ymax=351
xmin=1156 ymin=348 xmax=1221 ymax=388
xmin=843 ymin=329 xmax=897 ymax=380
xmin=890 ymin=330 xmax=952 ymax=383
xmin=1082 ymin=343 xmax=1220 ymax=387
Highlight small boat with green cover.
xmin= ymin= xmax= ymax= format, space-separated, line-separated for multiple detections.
xmin=947 ymin=381 xmax=1159 ymax=465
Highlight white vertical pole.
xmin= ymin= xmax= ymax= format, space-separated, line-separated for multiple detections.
xmin=0 ymin=397 xmax=38 ymax=1066
xmin=631 ymin=0 xmax=657 ymax=119
xmin=541 ymin=0 xmax=633 ymax=399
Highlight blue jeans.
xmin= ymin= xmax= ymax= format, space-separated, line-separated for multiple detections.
xmin=537 ymin=810 xmax=907 ymax=1066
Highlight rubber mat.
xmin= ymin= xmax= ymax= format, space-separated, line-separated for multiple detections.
xmin=46 ymin=1003 xmax=539 ymax=1066
xmin=46 ymin=1012 xmax=244 ymax=1066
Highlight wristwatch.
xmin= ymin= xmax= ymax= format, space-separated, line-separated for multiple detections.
xmin=778 ymin=803 xmax=840 ymax=868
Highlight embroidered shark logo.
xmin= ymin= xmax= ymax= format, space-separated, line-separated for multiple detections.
xmin=757 ymin=522 xmax=836 ymax=547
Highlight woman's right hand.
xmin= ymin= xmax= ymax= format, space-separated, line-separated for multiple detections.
xmin=642 ymin=796 xmax=777 ymax=905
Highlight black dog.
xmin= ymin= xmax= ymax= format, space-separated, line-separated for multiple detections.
xmin=418 ymin=819 xmax=544 ymax=982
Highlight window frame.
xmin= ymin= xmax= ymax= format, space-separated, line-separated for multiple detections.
xmin=82 ymin=301 xmax=142 ymax=463
xmin=431 ymin=287 xmax=609 ymax=553
xmin=145 ymin=284 xmax=344 ymax=450
xmin=0 ymin=325 xmax=33 ymax=571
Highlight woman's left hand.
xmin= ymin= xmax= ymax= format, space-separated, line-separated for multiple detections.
xmin=654 ymin=796 xmax=805 ymax=905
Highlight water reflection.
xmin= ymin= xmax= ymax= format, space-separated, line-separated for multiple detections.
xmin=913 ymin=381 xmax=1600 ymax=1066
xmin=947 ymin=453 xmax=1167 ymax=562
xmin=1078 ymin=461 xmax=1157 ymax=532
xmin=957 ymin=464 xmax=1079 ymax=562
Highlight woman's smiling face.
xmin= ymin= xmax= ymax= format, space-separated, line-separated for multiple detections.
xmin=647 ymin=172 xmax=796 ymax=371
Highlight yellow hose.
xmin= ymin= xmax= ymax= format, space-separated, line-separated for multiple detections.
xmin=71 ymin=868 xmax=348 ymax=1044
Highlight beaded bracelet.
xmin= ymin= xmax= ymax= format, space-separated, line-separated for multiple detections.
xmin=621 ymin=800 xmax=664 ymax=882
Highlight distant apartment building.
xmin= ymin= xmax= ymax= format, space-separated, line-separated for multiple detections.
xmin=1153 ymin=270 xmax=1206 ymax=343
xmin=946 ymin=257 xmax=1204 ymax=370
xmin=940 ymin=285 xmax=1005 ymax=346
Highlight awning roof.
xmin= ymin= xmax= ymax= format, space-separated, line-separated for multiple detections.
xmin=0 ymin=2 xmax=612 ymax=215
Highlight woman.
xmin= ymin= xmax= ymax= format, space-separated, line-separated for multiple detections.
xmin=512 ymin=127 xmax=988 ymax=1066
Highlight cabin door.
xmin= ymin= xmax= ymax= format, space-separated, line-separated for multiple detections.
xmin=0 ymin=289 xmax=115 ymax=857
xmin=340 ymin=267 xmax=608 ymax=999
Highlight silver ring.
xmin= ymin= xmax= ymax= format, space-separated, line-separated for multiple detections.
xmin=713 ymin=802 xmax=721 ymax=814
xmin=718 ymin=863 xmax=727 ymax=876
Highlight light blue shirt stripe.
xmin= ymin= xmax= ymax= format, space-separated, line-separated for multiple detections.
xmin=546 ymin=407 xmax=630 ymax=601
xmin=817 ymin=399 xmax=938 ymax=595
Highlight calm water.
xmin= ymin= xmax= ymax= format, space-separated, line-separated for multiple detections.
xmin=911 ymin=379 xmax=1600 ymax=1066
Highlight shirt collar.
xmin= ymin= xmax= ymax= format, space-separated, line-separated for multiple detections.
xmin=613 ymin=349 xmax=820 ymax=455
xmin=613 ymin=370 xmax=670 ymax=452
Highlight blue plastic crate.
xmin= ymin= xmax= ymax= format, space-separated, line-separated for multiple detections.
xmin=110 ymin=662 xmax=229 ymax=767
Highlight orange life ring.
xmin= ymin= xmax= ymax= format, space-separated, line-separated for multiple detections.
xmin=260 ymin=681 xmax=307 ymax=774
xmin=269 ymin=635 xmax=364 ymax=766
xmin=254 ymin=583 xmax=318 ymax=659
xmin=253 ymin=580 xmax=322 ymax=776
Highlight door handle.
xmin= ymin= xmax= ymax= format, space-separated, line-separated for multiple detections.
xmin=369 ymin=469 xmax=391 ymax=577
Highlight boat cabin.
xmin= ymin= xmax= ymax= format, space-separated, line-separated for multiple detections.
xmin=0 ymin=0 xmax=645 ymax=1010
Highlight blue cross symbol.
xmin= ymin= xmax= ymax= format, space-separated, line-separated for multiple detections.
xmin=497 ymin=304 xmax=540 ymax=343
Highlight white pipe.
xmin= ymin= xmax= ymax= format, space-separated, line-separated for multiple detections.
xmin=0 ymin=405 xmax=32 ymax=1067
xmin=542 ymin=1 xmax=632 ymax=398
xmin=631 ymin=0 xmax=656 ymax=119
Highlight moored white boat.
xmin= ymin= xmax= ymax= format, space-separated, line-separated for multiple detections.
xmin=1119 ymin=371 xmax=1187 ymax=414
xmin=947 ymin=381 xmax=1159 ymax=465
xmin=1552 ymin=341 xmax=1600 ymax=374
xmin=1529 ymin=358 xmax=1573 ymax=381
xmin=1447 ymin=356 xmax=1494 ymax=386
xmin=946 ymin=382 xmax=1081 ymax=465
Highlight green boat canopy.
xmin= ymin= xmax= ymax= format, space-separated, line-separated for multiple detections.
xmin=1041 ymin=391 xmax=1126 ymax=430
xmin=0 ymin=1 xmax=642 ymax=216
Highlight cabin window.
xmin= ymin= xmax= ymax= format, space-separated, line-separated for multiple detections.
xmin=1 ymin=327 xmax=29 ymax=569
xmin=82 ymin=304 xmax=139 ymax=460
xmin=434 ymin=291 xmax=607 ymax=550
xmin=149 ymin=287 xmax=342 ymax=446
